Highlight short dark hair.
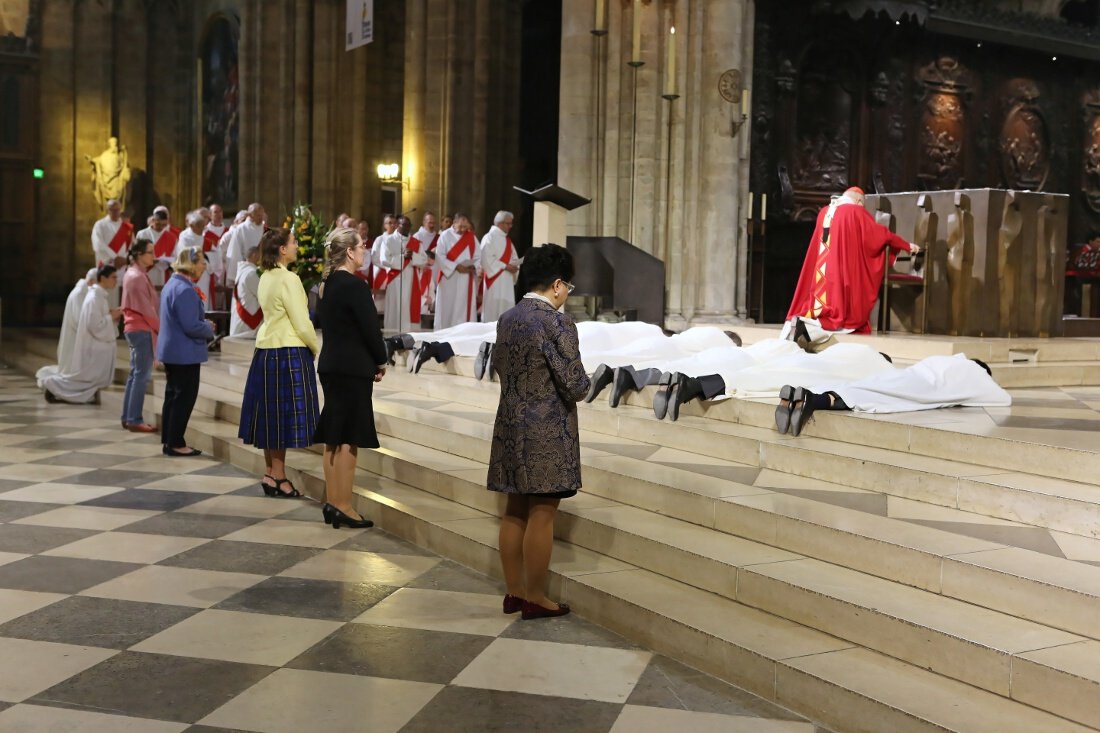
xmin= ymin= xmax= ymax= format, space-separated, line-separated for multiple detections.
xmin=260 ymin=228 xmax=291 ymax=270
xmin=96 ymin=265 xmax=118 ymax=281
xmin=129 ymin=237 xmax=153 ymax=262
xmin=518 ymin=243 xmax=574 ymax=292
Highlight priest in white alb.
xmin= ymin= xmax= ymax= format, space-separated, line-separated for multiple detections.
xmin=204 ymin=205 xmax=228 ymax=308
xmin=39 ymin=266 xmax=123 ymax=404
xmin=136 ymin=206 xmax=178 ymax=288
xmin=224 ymin=202 xmax=265 ymax=291
xmin=178 ymin=209 xmax=217 ymax=306
xmin=480 ymin=210 xmax=519 ymax=322
xmin=433 ymin=213 xmax=479 ymax=330
xmin=91 ymin=199 xmax=133 ymax=308
xmin=381 ymin=215 xmax=423 ymax=332
xmin=230 ymin=244 xmax=263 ymax=338
xmin=36 ymin=268 xmax=99 ymax=387
xmin=409 ymin=212 xmax=438 ymax=324
xmin=371 ymin=214 xmax=398 ymax=317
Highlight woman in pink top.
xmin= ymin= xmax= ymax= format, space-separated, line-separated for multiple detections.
xmin=120 ymin=237 xmax=160 ymax=432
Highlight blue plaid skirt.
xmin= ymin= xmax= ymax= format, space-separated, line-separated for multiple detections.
xmin=238 ymin=347 xmax=320 ymax=449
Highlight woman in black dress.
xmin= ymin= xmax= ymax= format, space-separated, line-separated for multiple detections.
xmin=313 ymin=227 xmax=389 ymax=529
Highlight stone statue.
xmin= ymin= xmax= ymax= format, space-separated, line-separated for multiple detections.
xmin=85 ymin=136 xmax=131 ymax=210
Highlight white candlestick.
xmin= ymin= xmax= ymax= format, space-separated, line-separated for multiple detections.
xmin=664 ymin=27 xmax=676 ymax=95
xmin=632 ymin=0 xmax=642 ymax=63
xmin=595 ymin=0 xmax=605 ymax=32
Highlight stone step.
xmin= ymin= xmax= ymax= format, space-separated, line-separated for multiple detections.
xmin=184 ymin=361 xmax=1100 ymax=636
xmin=167 ymin=414 xmax=1095 ymax=733
xmin=149 ymin=374 xmax=1100 ymax=726
xmin=7 ymin=333 xmax=1098 ymax=731
xmin=383 ymin=362 xmax=1100 ymax=487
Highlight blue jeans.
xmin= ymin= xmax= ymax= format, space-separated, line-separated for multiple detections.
xmin=122 ymin=331 xmax=154 ymax=425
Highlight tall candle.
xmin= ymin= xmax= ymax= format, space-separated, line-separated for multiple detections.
xmin=595 ymin=0 xmax=605 ymax=32
xmin=761 ymin=193 xmax=767 ymax=221
xmin=745 ymin=190 xmax=753 ymax=221
xmin=664 ymin=27 xmax=676 ymax=94
xmin=631 ymin=0 xmax=641 ymax=63
xmin=741 ymin=87 xmax=750 ymax=117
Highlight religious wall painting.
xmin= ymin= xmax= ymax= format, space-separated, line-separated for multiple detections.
xmin=916 ymin=57 xmax=971 ymax=190
xmin=790 ymin=46 xmax=856 ymax=191
xmin=999 ymin=79 xmax=1050 ymax=190
xmin=200 ymin=13 xmax=239 ymax=209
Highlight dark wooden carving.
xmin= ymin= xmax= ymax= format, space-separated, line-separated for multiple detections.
xmin=791 ymin=47 xmax=855 ymax=191
xmin=999 ymin=79 xmax=1049 ymax=190
xmin=916 ymin=58 xmax=970 ymax=190
xmin=1082 ymin=89 xmax=1100 ymax=216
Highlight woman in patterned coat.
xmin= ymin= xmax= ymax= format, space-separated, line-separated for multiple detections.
xmin=488 ymin=243 xmax=590 ymax=620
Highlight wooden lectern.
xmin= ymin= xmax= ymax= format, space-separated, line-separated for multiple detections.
xmin=513 ymin=183 xmax=590 ymax=247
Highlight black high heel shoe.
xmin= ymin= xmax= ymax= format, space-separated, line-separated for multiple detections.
xmin=328 ymin=505 xmax=374 ymax=529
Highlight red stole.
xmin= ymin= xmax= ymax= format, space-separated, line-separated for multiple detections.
xmin=108 ymin=221 xmax=134 ymax=254
xmin=153 ymin=229 xmax=178 ymax=259
xmin=233 ymin=284 xmax=264 ymax=330
xmin=202 ymin=230 xmax=220 ymax=252
xmin=483 ymin=237 xmax=514 ymax=289
xmin=420 ymin=234 xmax=438 ymax=292
xmin=408 ymin=236 xmax=426 ymax=323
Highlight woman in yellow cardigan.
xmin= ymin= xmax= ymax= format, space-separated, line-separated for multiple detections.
xmin=238 ymin=228 xmax=321 ymax=497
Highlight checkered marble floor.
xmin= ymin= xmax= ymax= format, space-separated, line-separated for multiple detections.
xmin=0 ymin=370 xmax=813 ymax=733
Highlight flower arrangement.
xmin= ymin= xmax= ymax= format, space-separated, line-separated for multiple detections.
xmin=281 ymin=203 xmax=331 ymax=292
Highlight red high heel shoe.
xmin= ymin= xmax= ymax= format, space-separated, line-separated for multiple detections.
xmin=520 ymin=600 xmax=570 ymax=620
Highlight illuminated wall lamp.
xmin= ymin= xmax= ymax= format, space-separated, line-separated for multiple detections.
xmin=376 ymin=162 xmax=409 ymax=188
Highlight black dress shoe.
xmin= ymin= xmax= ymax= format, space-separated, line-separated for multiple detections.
xmin=585 ymin=364 xmax=614 ymax=403
xmin=775 ymin=385 xmax=795 ymax=434
xmin=414 ymin=343 xmax=435 ymax=374
xmin=163 ymin=446 xmax=203 ymax=457
xmin=790 ymin=387 xmax=816 ymax=437
xmin=474 ymin=341 xmax=493 ymax=380
xmin=793 ymin=319 xmax=812 ymax=352
xmin=328 ymin=504 xmax=374 ymax=529
xmin=652 ymin=372 xmax=674 ymax=420
xmin=609 ymin=367 xmax=634 ymax=408
xmin=667 ymin=374 xmax=688 ymax=422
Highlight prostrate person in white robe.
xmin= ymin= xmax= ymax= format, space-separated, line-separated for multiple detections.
xmin=36 ymin=268 xmax=99 ymax=385
xmin=371 ymin=214 xmax=397 ymax=317
xmin=136 ymin=206 xmax=178 ymax=288
xmin=433 ymin=213 xmax=479 ymax=330
xmin=229 ymin=245 xmax=263 ymax=338
xmin=775 ymin=355 xmax=1010 ymax=436
xmin=382 ymin=215 xmax=420 ymax=332
xmin=91 ymin=199 xmax=132 ymax=309
xmin=480 ymin=211 xmax=520 ymax=322
xmin=224 ymin=202 xmax=265 ymax=291
xmin=39 ymin=266 xmax=122 ymax=404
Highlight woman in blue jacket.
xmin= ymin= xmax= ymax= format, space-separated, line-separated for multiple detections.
xmin=157 ymin=247 xmax=215 ymax=456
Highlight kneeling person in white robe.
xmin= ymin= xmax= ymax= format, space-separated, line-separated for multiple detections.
xmin=39 ymin=266 xmax=123 ymax=404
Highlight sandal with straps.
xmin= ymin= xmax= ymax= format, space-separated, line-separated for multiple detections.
xmin=261 ymin=476 xmax=301 ymax=498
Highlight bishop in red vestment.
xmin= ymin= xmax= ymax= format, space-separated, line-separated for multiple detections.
xmin=786 ymin=187 xmax=918 ymax=335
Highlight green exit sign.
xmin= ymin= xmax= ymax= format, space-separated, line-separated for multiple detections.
xmin=32 ymin=168 xmax=44 ymax=179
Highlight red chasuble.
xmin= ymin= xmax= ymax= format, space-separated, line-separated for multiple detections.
xmin=153 ymin=229 xmax=179 ymax=259
xmin=108 ymin=221 xmax=134 ymax=254
xmin=785 ymin=202 xmax=911 ymax=334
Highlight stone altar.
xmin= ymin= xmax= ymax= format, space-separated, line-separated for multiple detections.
xmin=867 ymin=188 xmax=1068 ymax=338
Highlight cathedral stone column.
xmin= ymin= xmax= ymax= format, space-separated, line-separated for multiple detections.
xmin=690 ymin=0 xmax=747 ymax=322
